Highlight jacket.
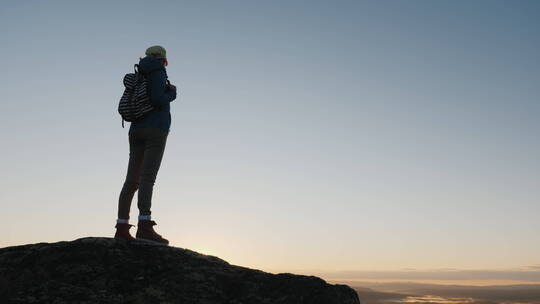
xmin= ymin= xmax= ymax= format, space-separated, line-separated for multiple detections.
xmin=129 ymin=56 xmax=177 ymax=134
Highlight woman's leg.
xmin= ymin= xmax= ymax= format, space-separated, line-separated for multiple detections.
xmin=118 ymin=130 xmax=145 ymax=220
xmin=137 ymin=128 xmax=168 ymax=216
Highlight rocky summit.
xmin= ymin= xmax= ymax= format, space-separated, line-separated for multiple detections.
xmin=0 ymin=237 xmax=360 ymax=304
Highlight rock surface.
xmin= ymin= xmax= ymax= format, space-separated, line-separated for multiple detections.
xmin=0 ymin=237 xmax=360 ymax=304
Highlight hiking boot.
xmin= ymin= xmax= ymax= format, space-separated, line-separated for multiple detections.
xmin=114 ymin=223 xmax=135 ymax=240
xmin=136 ymin=220 xmax=169 ymax=245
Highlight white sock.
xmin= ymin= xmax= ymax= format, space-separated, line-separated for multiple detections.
xmin=138 ymin=215 xmax=151 ymax=221
xmin=117 ymin=218 xmax=129 ymax=224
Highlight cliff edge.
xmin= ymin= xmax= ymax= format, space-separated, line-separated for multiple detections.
xmin=0 ymin=237 xmax=360 ymax=304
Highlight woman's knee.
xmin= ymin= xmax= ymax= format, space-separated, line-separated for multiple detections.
xmin=122 ymin=180 xmax=139 ymax=191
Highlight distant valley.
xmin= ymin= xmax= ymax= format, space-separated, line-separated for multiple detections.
xmin=344 ymin=281 xmax=540 ymax=304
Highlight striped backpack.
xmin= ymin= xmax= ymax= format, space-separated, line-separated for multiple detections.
xmin=118 ymin=64 xmax=154 ymax=128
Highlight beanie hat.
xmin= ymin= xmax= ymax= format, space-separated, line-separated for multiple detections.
xmin=145 ymin=45 xmax=167 ymax=60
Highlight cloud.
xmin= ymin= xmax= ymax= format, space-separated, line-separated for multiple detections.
xmin=526 ymin=265 xmax=540 ymax=270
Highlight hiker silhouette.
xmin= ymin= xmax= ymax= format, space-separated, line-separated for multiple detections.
xmin=115 ymin=45 xmax=177 ymax=245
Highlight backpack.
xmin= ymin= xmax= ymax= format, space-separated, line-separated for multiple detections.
xmin=118 ymin=64 xmax=154 ymax=128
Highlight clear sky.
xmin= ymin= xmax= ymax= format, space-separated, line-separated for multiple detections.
xmin=1 ymin=0 xmax=539 ymax=283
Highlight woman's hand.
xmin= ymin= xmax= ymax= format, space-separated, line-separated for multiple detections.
xmin=167 ymin=84 xmax=177 ymax=92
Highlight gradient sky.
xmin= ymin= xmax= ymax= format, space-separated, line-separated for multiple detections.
xmin=1 ymin=0 xmax=539 ymax=282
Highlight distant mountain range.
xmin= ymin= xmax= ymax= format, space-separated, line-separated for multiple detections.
xmin=348 ymin=281 xmax=540 ymax=304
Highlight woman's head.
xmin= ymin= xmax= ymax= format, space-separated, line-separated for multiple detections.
xmin=145 ymin=45 xmax=168 ymax=66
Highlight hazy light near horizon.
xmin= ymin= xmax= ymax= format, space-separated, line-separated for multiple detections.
xmin=316 ymin=267 xmax=540 ymax=285
xmin=403 ymin=296 xmax=474 ymax=304
xmin=1 ymin=0 xmax=539 ymax=275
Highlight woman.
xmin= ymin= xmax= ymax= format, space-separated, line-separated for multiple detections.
xmin=115 ymin=45 xmax=177 ymax=244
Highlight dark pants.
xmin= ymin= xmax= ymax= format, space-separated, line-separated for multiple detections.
xmin=118 ymin=128 xmax=168 ymax=219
